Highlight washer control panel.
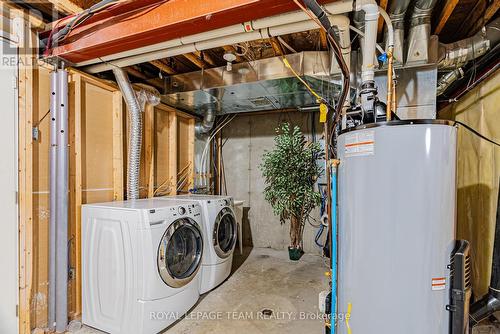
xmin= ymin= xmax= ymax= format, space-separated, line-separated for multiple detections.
xmin=147 ymin=203 xmax=201 ymax=225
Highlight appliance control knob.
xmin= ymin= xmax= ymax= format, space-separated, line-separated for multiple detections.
xmin=178 ymin=206 xmax=186 ymax=215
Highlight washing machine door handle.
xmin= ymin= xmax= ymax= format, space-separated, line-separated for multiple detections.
xmin=213 ymin=207 xmax=237 ymax=259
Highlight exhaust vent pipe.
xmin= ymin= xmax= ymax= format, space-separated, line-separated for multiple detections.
xmin=438 ymin=17 xmax=500 ymax=69
xmin=406 ymin=0 xmax=438 ymax=65
xmin=196 ymin=108 xmax=216 ymax=134
xmin=113 ymin=68 xmax=142 ymax=200
xmin=385 ymin=0 xmax=411 ymax=64
xmin=436 ymin=17 xmax=500 ymax=95
xmin=469 ymin=180 xmax=500 ymax=327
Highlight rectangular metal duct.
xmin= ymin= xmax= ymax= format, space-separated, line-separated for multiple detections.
xmin=161 ymin=51 xmax=344 ymax=115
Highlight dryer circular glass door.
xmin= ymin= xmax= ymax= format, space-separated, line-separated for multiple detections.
xmin=157 ymin=218 xmax=203 ymax=288
xmin=213 ymin=207 xmax=237 ymax=259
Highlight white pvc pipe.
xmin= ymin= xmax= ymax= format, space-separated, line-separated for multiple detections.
xmin=86 ymin=19 xmax=326 ymax=73
xmin=81 ymin=1 xmax=356 ymax=69
xmin=356 ymin=0 xmax=379 ymax=84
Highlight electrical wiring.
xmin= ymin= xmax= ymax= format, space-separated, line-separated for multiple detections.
xmin=291 ymin=0 xmax=349 ymax=133
xmin=45 ymin=0 xmax=121 ymax=55
xmin=277 ymin=36 xmax=298 ymax=53
xmin=454 ymin=121 xmax=500 ymax=147
xmin=282 ymin=57 xmax=323 ymax=102
xmin=348 ymin=25 xmax=385 ymax=54
xmin=200 ymin=114 xmax=237 ymax=188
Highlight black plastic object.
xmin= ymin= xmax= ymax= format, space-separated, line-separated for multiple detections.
xmin=469 ymin=180 xmax=500 ymax=327
xmin=448 ymin=240 xmax=472 ymax=334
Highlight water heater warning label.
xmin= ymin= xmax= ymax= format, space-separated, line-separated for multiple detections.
xmin=432 ymin=277 xmax=446 ymax=291
xmin=344 ymin=131 xmax=375 ymax=157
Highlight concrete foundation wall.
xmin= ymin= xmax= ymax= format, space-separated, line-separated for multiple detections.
xmin=221 ymin=111 xmax=325 ymax=255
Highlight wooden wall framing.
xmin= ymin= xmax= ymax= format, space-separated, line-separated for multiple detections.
xmin=19 ymin=65 xmax=196 ymax=332
xmin=139 ymin=103 xmax=196 ymax=197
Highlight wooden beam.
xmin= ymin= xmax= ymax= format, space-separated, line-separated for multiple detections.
xmin=18 ymin=22 xmax=37 ymax=334
xmin=144 ymin=104 xmax=155 ymax=198
xmin=149 ymin=60 xmax=176 ymax=75
xmin=319 ymin=29 xmax=328 ymax=50
xmin=434 ymin=0 xmax=460 ymax=34
xmin=46 ymin=0 xmax=83 ymax=15
xmin=1 ymin=2 xmax=46 ymax=30
xmin=168 ymin=112 xmax=178 ymax=195
xmin=183 ymin=52 xmax=210 ymax=69
xmin=194 ymin=50 xmax=218 ymax=67
xmin=68 ymin=72 xmax=83 ymax=317
xmin=125 ymin=66 xmax=163 ymax=91
xmin=469 ymin=0 xmax=500 ymax=34
xmin=187 ymin=118 xmax=196 ymax=191
xmin=377 ymin=0 xmax=389 ymax=36
xmin=112 ymin=92 xmax=124 ymax=201
xmin=269 ymin=37 xmax=284 ymax=56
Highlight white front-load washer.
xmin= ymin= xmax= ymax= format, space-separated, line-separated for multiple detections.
xmin=161 ymin=195 xmax=237 ymax=294
xmin=82 ymin=199 xmax=204 ymax=334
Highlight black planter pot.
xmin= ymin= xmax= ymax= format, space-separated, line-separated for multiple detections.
xmin=288 ymin=247 xmax=304 ymax=261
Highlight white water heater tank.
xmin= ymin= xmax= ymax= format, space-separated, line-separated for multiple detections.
xmin=337 ymin=120 xmax=457 ymax=333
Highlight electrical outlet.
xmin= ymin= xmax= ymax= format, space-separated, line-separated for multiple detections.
xmin=32 ymin=126 xmax=39 ymax=141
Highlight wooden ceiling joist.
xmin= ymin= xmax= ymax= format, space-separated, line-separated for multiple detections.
xmin=469 ymin=0 xmax=500 ymax=34
xmin=377 ymin=0 xmax=389 ymax=36
xmin=270 ymin=37 xmax=284 ymax=56
xmin=149 ymin=60 xmax=176 ymax=75
xmin=125 ymin=66 xmax=163 ymax=91
xmin=319 ymin=29 xmax=328 ymax=50
xmin=194 ymin=51 xmax=218 ymax=67
xmin=434 ymin=0 xmax=461 ymax=34
xmin=183 ymin=53 xmax=210 ymax=69
xmin=46 ymin=0 xmax=83 ymax=15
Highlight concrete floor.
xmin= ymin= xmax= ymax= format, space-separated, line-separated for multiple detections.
xmin=75 ymin=247 xmax=328 ymax=334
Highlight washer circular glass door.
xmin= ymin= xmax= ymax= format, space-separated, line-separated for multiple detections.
xmin=157 ymin=218 xmax=203 ymax=288
xmin=213 ymin=207 xmax=237 ymax=258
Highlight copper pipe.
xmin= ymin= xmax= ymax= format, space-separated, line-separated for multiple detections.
xmin=386 ymin=47 xmax=394 ymax=121
xmin=391 ymin=74 xmax=397 ymax=115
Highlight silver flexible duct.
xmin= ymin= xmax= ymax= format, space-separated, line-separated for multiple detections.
xmin=438 ymin=17 xmax=500 ymax=69
xmin=436 ymin=68 xmax=464 ymax=95
xmin=113 ymin=68 xmax=142 ymax=200
xmin=436 ymin=17 xmax=500 ymax=95
xmin=196 ymin=108 xmax=215 ymax=134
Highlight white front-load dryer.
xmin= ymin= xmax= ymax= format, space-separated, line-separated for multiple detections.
xmin=82 ymin=199 xmax=204 ymax=334
xmin=161 ymin=195 xmax=237 ymax=294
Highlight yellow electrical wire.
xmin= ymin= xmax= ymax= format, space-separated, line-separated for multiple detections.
xmin=282 ymin=57 xmax=323 ymax=102
xmin=346 ymin=302 xmax=352 ymax=334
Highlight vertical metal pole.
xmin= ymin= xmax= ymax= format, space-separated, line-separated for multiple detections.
xmin=55 ymin=66 xmax=69 ymax=333
xmin=48 ymin=70 xmax=58 ymax=331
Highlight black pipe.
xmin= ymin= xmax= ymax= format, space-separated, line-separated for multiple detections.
xmin=302 ymin=0 xmax=331 ymax=30
xmin=469 ymin=179 xmax=500 ymax=326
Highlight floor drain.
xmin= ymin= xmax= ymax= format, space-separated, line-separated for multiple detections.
xmin=261 ymin=309 xmax=273 ymax=317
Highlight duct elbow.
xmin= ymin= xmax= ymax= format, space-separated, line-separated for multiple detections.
xmin=437 ymin=17 xmax=500 ymax=69
xmin=196 ymin=108 xmax=216 ymax=134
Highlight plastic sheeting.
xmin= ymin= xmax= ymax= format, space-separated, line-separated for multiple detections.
xmin=440 ymin=70 xmax=500 ymax=297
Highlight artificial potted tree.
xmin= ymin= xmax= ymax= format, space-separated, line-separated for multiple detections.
xmin=260 ymin=123 xmax=323 ymax=261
